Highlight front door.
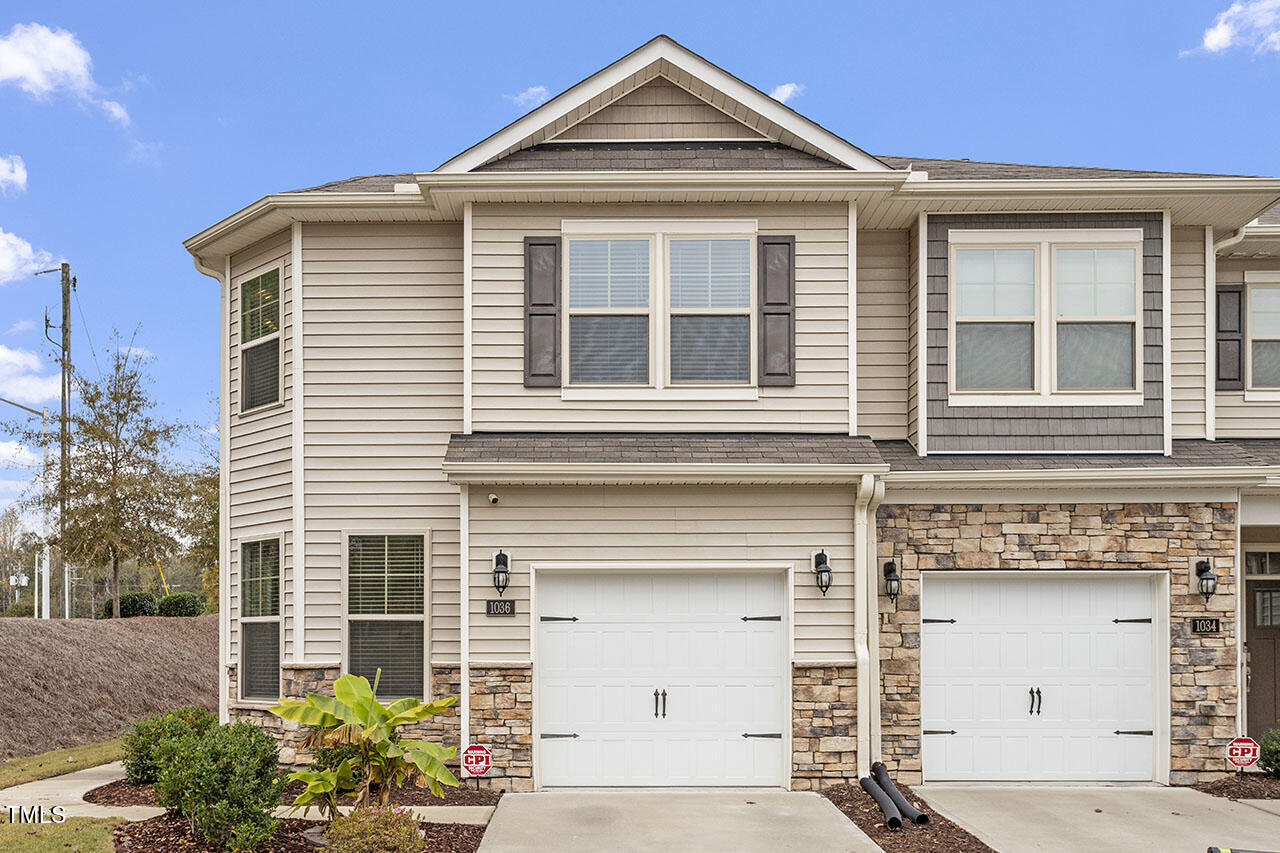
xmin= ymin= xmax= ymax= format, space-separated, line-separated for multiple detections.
xmin=1248 ymin=580 xmax=1280 ymax=740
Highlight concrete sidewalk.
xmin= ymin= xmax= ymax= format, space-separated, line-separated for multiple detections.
xmin=919 ymin=784 xmax=1280 ymax=853
xmin=0 ymin=761 xmax=162 ymax=821
xmin=478 ymin=790 xmax=881 ymax=853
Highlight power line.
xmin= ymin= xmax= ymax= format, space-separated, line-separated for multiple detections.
xmin=74 ymin=289 xmax=101 ymax=377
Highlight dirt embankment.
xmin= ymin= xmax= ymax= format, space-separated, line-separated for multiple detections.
xmin=0 ymin=614 xmax=217 ymax=759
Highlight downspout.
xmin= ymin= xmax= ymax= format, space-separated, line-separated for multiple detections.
xmin=459 ymin=485 xmax=470 ymax=764
xmin=852 ymin=473 xmax=875 ymax=778
xmin=1214 ymin=226 xmax=1248 ymax=254
xmin=864 ymin=478 xmax=886 ymax=765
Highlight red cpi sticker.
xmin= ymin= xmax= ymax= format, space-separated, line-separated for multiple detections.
xmin=1227 ymin=737 xmax=1260 ymax=768
xmin=462 ymin=744 xmax=492 ymax=777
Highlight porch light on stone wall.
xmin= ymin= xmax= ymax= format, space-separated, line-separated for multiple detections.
xmin=493 ymin=551 xmax=510 ymax=596
xmin=813 ymin=551 xmax=833 ymax=596
xmin=883 ymin=560 xmax=902 ymax=603
xmin=1195 ymin=559 xmax=1216 ymax=603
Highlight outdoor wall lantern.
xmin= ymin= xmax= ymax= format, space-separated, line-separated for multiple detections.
xmin=492 ymin=551 xmax=510 ymax=596
xmin=813 ymin=551 xmax=833 ymax=596
xmin=1195 ymin=559 xmax=1216 ymax=603
xmin=883 ymin=560 xmax=902 ymax=603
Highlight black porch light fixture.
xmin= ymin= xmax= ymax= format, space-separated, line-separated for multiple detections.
xmin=1195 ymin=559 xmax=1216 ymax=604
xmin=883 ymin=560 xmax=902 ymax=603
xmin=813 ymin=551 xmax=833 ymax=596
xmin=492 ymin=550 xmax=510 ymax=596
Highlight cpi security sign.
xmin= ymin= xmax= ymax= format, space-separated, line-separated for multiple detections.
xmin=1227 ymin=737 xmax=1260 ymax=768
xmin=462 ymin=744 xmax=492 ymax=777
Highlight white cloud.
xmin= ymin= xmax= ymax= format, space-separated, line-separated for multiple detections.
xmin=0 ymin=228 xmax=54 ymax=286
xmin=769 ymin=82 xmax=805 ymax=104
xmin=0 ymin=344 xmax=59 ymax=405
xmin=118 ymin=344 xmax=154 ymax=359
xmin=0 ymin=440 xmax=39 ymax=468
xmin=1190 ymin=1 xmax=1280 ymax=54
xmin=506 ymin=85 xmax=549 ymax=108
xmin=0 ymin=155 xmax=26 ymax=193
xmin=0 ymin=23 xmax=135 ymax=125
xmin=5 ymin=320 xmax=35 ymax=335
xmin=100 ymin=99 xmax=130 ymax=125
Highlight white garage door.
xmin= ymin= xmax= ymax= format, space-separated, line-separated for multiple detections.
xmin=536 ymin=572 xmax=786 ymax=787
xmin=921 ymin=573 xmax=1158 ymax=782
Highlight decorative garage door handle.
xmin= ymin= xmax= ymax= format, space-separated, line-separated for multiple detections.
xmin=1114 ymin=730 xmax=1153 ymax=736
xmin=654 ymin=689 xmax=659 ymax=718
xmin=742 ymin=732 xmax=783 ymax=739
xmin=661 ymin=690 xmax=667 ymax=718
xmin=1029 ymin=688 xmax=1035 ymax=715
xmin=1035 ymin=688 xmax=1042 ymax=715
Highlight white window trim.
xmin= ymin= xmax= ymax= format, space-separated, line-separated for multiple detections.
xmin=340 ymin=529 xmax=432 ymax=700
xmin=236 ymin=535 xmax=283 ymax=705
xmin=1244 ymin=276 xmax=1280 ymax=397
xmin=560 ymin=220 xmax=759 ymax=399
xmin=947 ymin=228 xmax=1145 ymax=407
xmin=235 ymin=262 xmax=285 ymax=418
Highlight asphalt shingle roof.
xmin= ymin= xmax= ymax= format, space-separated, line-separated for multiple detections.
xmin=874 ymin=440 xmax=1278 ymax=471
xmin=474 ymin=141 xmax=846 ymax=171
xmin=1259 ymin=203 xmax=1280 ymax=225
xmin=874 ymin=156 xmax=1252 ymax=180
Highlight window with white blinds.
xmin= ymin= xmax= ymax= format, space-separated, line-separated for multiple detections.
xmin=1249 ymin=286 xmax=1280 ymax=389
xmin=564 ymin=229 xmax=755 ymax=388
xmin=240 ymin=538 xmax=280 ymax=701
xmin=346 ymin=534 xmax=426 ymax=699
xmin=239 ymin=268 xmax=281 ymax=412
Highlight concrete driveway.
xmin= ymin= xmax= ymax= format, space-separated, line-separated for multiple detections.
xmin=919 ymin=785 xmax=1280 ymax=853
xmin=478 ymin=790 xmax=881 ymax=853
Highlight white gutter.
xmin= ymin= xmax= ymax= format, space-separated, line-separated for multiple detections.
xmin=882 ymin=465 xmax=1271 ymax=489
xmin=863 ymin=478 xmax=885 ymax=769
xmin=1215 ymin=226 xmax=1249 ymax=253
xmin=896 ymin=177 xmax=1280 ymax=198
xmin=852 ymin=473 xmax=875 ymax=778
xmin=441 ymin=461 xmax=890 ymax=485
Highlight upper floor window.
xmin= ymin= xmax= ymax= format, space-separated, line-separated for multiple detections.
xmin=240 ymin=538 xmax=280 ymax=701
xmin=948 ymin=229 xmax=1143 ymax=404
xmin=1248 ymin=285 xmax=1280 ymax=389
xmin=346 ymin=533 xmax=426 ymax=699
xmin=563 ymin=221 xmax=756 ymax=389
xmin=240 ymin=268 xmax=281 ymax=413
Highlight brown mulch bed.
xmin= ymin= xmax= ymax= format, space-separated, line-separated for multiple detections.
xmin=823 ymin=783 xmax=995 ymax=853
xmin=113 ymin=814 xmax=485 ymax=853
xmin=281 ymin=778 xmax=504 ymax=806
xmin=1195 ymin=772 xmax=1280 ymax=799
xmin=85 ymin=778 xmax=158 ymax=806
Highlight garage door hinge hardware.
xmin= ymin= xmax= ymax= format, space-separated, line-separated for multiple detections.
xmin=923 ymin=729 xmax=957 ymax=735
xmin=922 ymin=618 xmax=956 ymax=624
xmin=539 ymin=616 xmax=578 ymax=622
xmin=1114 ymin=730 xmax=1153 ymax=736
xmin=742 ymin=732 xmax=783 ymax=739
xmin=742 ymin=615 xmax=782 ymax=621
xmin=1113 ymin=617 xmax=1152 ymax=623
xmin=540 ymin=733 xmax=580 ymax=739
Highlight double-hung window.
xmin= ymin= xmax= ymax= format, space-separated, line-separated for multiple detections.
xmin=240 ymin=268 xmax=281 ymax=413
xmin=346 ymin=534 xmax=426 ymax=699
xmin=949 ymin=229 xmax=1143 ymax=403
xmin=563 ymin=221 xmax=756 ymax=390
xmin=1248 ymin=282 xmax=1280 ymax=389
xmin=240 ymin=538 xmax=280 ymax=701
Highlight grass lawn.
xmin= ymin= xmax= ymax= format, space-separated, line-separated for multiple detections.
xmin=0 ymin=815 xmax=119 ymax=852
xmin=0 ymin=739 xmax=123 ymax=790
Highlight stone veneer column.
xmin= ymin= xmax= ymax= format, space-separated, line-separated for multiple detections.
xmin=876 ymin=502 xmax=1238 ymax=785
xmin=468 ymin=664 xmax=534 ymax=791
xmin=791 ymin=664 xmax=857 ymax=790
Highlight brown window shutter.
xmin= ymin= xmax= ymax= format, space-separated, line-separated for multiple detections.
xmin=524 ymin=236 xmax=562 ymax=387
xmin=1217 ymin=284 xmax=1244 ymax=390
xmin=757 ymin=235 xmax=796 ymax=386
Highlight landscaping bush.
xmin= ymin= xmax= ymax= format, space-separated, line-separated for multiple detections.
xmin=324 ymin=806 xmax=421 ymax=853
xmin=2 ymin=600 xmax=33 ymax=617
xmin=1261 ymin=728 xmax=1280 ymax=778
xmin=310 ymin=741 xmax=361 ymax=772
xmin=97 ymin=591 xmax=158 ymax=619
xmin=154 ymin=721 xmax=285 ymax=851
xmin=121 ymin=706 xmax=218 ymax=783
xmin=158 ymin=592 xmax=205 ymax=617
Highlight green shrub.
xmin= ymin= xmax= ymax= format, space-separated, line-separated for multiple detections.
xmin=1261 ymin=729 xmax=1280 ymax=778
xmin=310 ymin=741 xmax=361 ymax=772
xmin=158 ymin=592 xmax=204 ymax=617
xmin=2 ymin=600 xmax=33 ymax=617
xmin=97 ymin=591 xmax=158 ymax=619
xmin=324 ymin=806 xmax=421 ymax=853
xmin=154 ymin=721 xmax=284 ymax=851
xmin=121 ymin=706 xmax=218 ymax=783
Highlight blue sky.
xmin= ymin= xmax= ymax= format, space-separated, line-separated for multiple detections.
xmin=1 ymin=0 xmax=1278 ymax=513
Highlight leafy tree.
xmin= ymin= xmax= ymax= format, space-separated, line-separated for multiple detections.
xmin=180 ymin=461 xmax=219 ymax=611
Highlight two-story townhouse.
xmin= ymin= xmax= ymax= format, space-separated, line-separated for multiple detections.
xmin=186 ymin=36 xmax=1280 ymax=791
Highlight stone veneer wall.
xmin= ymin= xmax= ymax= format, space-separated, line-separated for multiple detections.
xmin=468 ymin=665 xmax=533 ymax=791
xmin=791 ymin=665 xmax=857 ymax=790
xmin=876 ymin=502 xmax=1238 ymax=785
xmin=227 ymin=663 xmax=461 ymax=765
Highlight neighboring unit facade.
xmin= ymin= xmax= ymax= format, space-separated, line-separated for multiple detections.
xmin=187 ymin=37 xmax=1280 ymax=790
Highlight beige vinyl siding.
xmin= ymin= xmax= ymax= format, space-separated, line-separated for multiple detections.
xmin=301 ymin=223 xmax=464 ymax=663
xmin=551 ymin=75 xmax=766 ymax=141
xmin=1216 ymin=258 xmax=1280 ymax=437
xmin=471 ymin=202 xmax=850 ymax=431
xmin=1171 ymin=226 xmax=1208 ymax=439
xmin=467 ymin=486 xmax=856 ymax=662
xmin=906 ymin=220 xmax=920 ymax=446
xmin=856 ymin=230 xmax=909 ymax=439
xmin=228 ymin=230 xmax=293 ymax=663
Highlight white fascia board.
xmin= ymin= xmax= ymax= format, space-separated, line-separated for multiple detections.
xmin=896 ymin=177 xmax=1280 ymax=199
xmin=441 ymin=461 xmax=890 ymax=485
xmin=881 ymin=466 xmax=1272 ymax=489
xmin=434 ymin=36 xmax=892 ymax=173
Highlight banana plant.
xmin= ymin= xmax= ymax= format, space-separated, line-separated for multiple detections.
xmin=270 ymin=669 xmax=459 ymax=814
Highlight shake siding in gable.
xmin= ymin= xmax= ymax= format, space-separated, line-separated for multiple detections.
xmin=466 ymin=486 xmax=857 ymax=661
xmin=300 ymin=223 xmax=464 ymax=662
xmin=856 ymin=229 xmax=910 ymax=439
xmin=471 ymin=202 xmax=850 ymax=432
xmin=228 ymin=230 xmax=293 ymax=662
xmin=1216 ymin=258 xmax=1280 ymax=437
xmin=1170 ymin=226 xmax=1207 ymax=439
xmin=551 ymin=76 xmax=766 ymax=141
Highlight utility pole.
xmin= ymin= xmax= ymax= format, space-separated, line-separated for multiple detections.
xmin=0 ymin=396 xmax=50 ymax=618
xmin=37 ymin=262 xmax=73 ymax=617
